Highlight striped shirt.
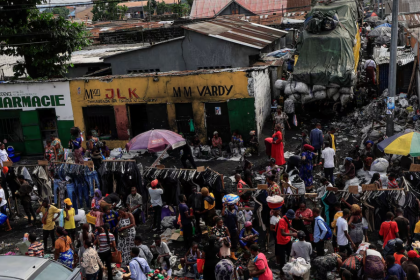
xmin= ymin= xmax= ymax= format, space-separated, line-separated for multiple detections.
xmin=98 ymin=233 xmax=115 ymax=253
xmin=28 ymin=242 xmax=44 ymax=257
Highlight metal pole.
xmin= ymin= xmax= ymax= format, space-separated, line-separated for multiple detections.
xmin=380 ymin=0 xmax=383 ymax=18
xmin=386 ymin=0 xmax=399 ymax=137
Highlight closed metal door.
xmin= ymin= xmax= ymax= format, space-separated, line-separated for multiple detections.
xmin=19 ymin=110 xmax=43 ymax=154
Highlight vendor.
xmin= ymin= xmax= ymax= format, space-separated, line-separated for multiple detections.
xmin=89 ymin=189 xmax=103 ymax=227
xmin=342 ymin=157 xmax=355 ymax=180
xmin=239 ymin=221 xmax=259 ymax=250
xmin=196 ymin=187 xmax=216 ymax=229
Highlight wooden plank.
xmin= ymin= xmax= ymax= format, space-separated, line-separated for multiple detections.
xmin=196 ymin=166 xmax=205 ymax=172
xmin=326 ymin=186 xmax=338 ymax=192
xmin=156 ymin=164 xmax=165 ymax=169
xmin=258 ymin=184 xmax=268 ymax=190
xmin=3 ymin=161 xmax=13 ymax=167
xmin=362 ymin=184 xmax=378 ymax=191
xmin=409 ymin=164 xmax=420 ymax=172
xmin=37 ymin=160 xmax=48 ymax=166
xmin=348 ymin=185 xmax=359 ymax=194
xmin=84 ymin=161 xmax=94 ymax=169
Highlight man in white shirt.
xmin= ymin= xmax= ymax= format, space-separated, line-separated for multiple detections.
xmin=148 ymin=179 xmax=163 ymax=231
xmin=336 ymin=209 xmax=356 ymax=256
xmin=0 ymin=143 xmax=11 ymax=167
xmin=321 ymin=141 xmax=336 ymax=185
xmin=150 ymin=236 xmax=172 ymax=265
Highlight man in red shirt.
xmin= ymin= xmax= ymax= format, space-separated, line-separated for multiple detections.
xmin=379 ymin=212 xmax=399 ymax=248
xmin=276 ymin=209 xmax=298 ymax=276
xmin=249 ymin=244 xmax=273 ymax=280
xmin=235 ymin=174 xmax=247 ymax=195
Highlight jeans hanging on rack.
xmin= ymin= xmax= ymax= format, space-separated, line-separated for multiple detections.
xmin=54 ymin=179 xmax=67 ymax=207
xmin=66 ymin=182 xmax=78 ymax=215
xmin=75 ymin=177 xmax=89 ymax=209
xmin=86 ymin=170 xmax=100 ymax=196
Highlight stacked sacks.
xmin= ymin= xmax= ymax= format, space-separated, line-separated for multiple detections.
xmin=275 ymin=79 xmax=355 ymax=105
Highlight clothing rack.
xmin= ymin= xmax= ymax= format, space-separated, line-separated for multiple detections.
xmin=103 ymin=160 xmax=136 ymax=162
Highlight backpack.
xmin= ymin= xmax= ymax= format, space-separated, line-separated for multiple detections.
xmin=316 ymin=218 xmax=333 ymax=240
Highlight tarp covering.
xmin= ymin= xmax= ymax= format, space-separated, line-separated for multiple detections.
xmin=293 ymin=0 xmax=360 ymax=87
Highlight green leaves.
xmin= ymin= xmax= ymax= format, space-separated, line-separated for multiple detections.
xmin=92 ymin=0 xmax=127 ymax=21
xmin=0 ymin=1 xmax=92 ymax=79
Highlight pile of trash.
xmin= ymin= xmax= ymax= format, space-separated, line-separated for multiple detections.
xmin=275 ymin=79 xmax=355 ymax=106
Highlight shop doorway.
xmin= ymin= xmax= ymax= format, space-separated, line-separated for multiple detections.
xmin=20 ymin=110 xmax=44 ymax=154
xmin=205 ymin=102 xmax=231 ymax=144
xmin=129 ymin=104 xmax=169 ymax=137
xmin=175 ymin=103 xmax=194 ymax=139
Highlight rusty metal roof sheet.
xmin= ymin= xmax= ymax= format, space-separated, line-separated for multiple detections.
xmin=182 ymin=17 xmax=287 ymax=49
xmin=190 ymin=0 xmax=287 ymax=19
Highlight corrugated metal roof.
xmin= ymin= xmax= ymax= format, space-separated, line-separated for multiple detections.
xmin=374 ymin=46 xmax=415 ymax=66
xmin=190 ymin=0 xmax=287 ymax=19
xmin=182 ymin=17 xmax=287 ymax=49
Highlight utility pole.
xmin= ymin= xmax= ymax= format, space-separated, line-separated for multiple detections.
xmin=386 ymin=0 xmax=399 ymax=137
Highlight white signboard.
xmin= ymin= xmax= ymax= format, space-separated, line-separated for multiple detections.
xmin=0 ymin=82 xmax=73 ymax=120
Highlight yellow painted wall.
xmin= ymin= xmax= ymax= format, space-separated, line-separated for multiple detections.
xmin=69 ymin=71 xmax=252 ymax=148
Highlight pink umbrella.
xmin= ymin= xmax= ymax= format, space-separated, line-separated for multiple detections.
xmin=126 ymin=129 xmax=186 ymax=152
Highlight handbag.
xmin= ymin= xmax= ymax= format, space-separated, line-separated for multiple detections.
xmin=111 ymin=250 xmax=122 ymax=264
xmin=196 ymin=259 xmax=205 ymax=274
xmin=119 ymin=229 xmax=128 ymax=238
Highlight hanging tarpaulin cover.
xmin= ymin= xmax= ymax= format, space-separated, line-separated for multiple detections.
xmin=293 ymin=0 xmax=360 ymax=87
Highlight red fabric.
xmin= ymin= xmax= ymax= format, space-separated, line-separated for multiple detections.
xmin=379 ymin=221 xmax=399 ymax=248
xmin=366 ymin=67 xmax=376 ymax=85
xmin=271 ymin=131 xmax=285 ymax=166
xmin=408 ymin=250 xmax=419 ymax=258
xmin=254 ymin=253 xmax=273 ymax=280
xmin=237 ymin=180 xmax=247 ymax=194
xmin=276 ymin=217 xmax=291 ymax=245
xmin=303 ymin=144 xmax=314 ymax=152
xmin=197 ymin=259 xmax=205 ymax=273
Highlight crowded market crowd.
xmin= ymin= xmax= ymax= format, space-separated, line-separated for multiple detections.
xmin=1 ymin=115 xmax=420 ymax=280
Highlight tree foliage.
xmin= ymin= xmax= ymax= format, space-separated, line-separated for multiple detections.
xmin=156 ymin=1 xmax=169 ymax=15
xmin=92 ymin=0 xmax=128 ymax=21
xmin=0 ymin=0 xmax=92 ymax=79
xmin=171 ymin=3 xmax=191 ymax=17
xmin=143 ymin=0 xmax=157 ymax=14
xmin=42 ymin=7 xmax=70 ymax=18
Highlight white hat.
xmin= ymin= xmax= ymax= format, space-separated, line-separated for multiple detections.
xmin=213 ymin=131 xmax=218 ymax=135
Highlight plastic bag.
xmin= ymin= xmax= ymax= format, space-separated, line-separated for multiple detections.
xmin=282 ymin=262 xmax=293 ymax=275
xmin=289 ymin=258 xmax=311 ymax=276
xmin=285 ymin=81 xmax=310 ymax=95
xmin=327 ymin=87 xmax=339 ymax=98
xmin=370 ymin=158 xmax=390 ymax=173
xmin=284 ymin=98 xmax=295 ymax=114
xmin=301 ymin=93 xmax=314 ymax=104
xmin=161 ymin=216 xmax=176 ymax=228
xmin=314 ymin=90 xmax=327 ymax=100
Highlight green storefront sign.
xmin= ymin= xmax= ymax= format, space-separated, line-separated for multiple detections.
xmin=0 ymin=95 xmax=65 ymax=108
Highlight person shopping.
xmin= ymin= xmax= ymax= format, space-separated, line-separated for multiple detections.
xmin=81 ymin=240 xmax=103 ymax=280
xmin=54 ymin=226 xmax=76 ymax=269
xmin=271 ymin=124 xmax=286 ymax=166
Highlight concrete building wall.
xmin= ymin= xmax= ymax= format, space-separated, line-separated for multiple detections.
xmin=250 ymin=68 xmax=272 ymax=140
xmin=105 ymin=39 xmax=185 ymax=74
xmin=105 ymin=33 xmax=262 ymax=75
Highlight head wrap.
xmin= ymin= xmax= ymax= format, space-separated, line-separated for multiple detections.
xmin=345 ymin=157 xmax=353 ymax=162
xmin=213 ymin=131 xmax=218 ymax=135
xmin=64 ymin=198 xmax=72 ymax=206
xmin=303 ymin=144 xmax=314 ymax=152
xmin=94 ymin=189 xmax=102 ymax=203
xmin=151 ymin=179 xmax=159 ymax=188
xmin=249 ymin=130 xmax=256 ymax=136
xmin=245 ymin=221 xmax=252 ymax=228
xmin=365 ymin=140 xmax=374 ymax=146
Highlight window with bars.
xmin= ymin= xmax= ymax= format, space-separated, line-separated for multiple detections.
xmin=0 ymin=117 xmax=24 ymax=142
xmin=82 ymin=106 xmax=118 ymax=140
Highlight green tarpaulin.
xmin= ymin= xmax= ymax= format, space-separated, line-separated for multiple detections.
xmin=293 ymin=0 xmax=361 ymax=87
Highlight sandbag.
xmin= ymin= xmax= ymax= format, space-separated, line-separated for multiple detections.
xmin=293 ymin=178 xmax=306 ymax=194
xmin=313 ymin=85 xmax=326 ymax=92
xmin=327 ymin=87 xmax=339 ymax=98
xmin=339 ymin=87 xmax=353 ymax=94
xmin=301 ymin=93 xmax=314 ymax=104
xmin=275 ymin=79 xmax=287 ymax=91
xmin=284 ymin=98 xmax=295 ymax=114
xmin=293 ymin=94 xmax=301 ymax=101
xmin=285 ymin=81 xmax=310 ymax=95
xmin=332 ymin=92 xmax=340 ymax=101
xmin=314 ymin=90 xmax=327 ymax=100
xmin=370 ymin=158 xmax=389 ymax=173
xmin=368 ymin=130 xmax=384 ymax=142
xmin=340 ymin=94 xmax=352 ymax=105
